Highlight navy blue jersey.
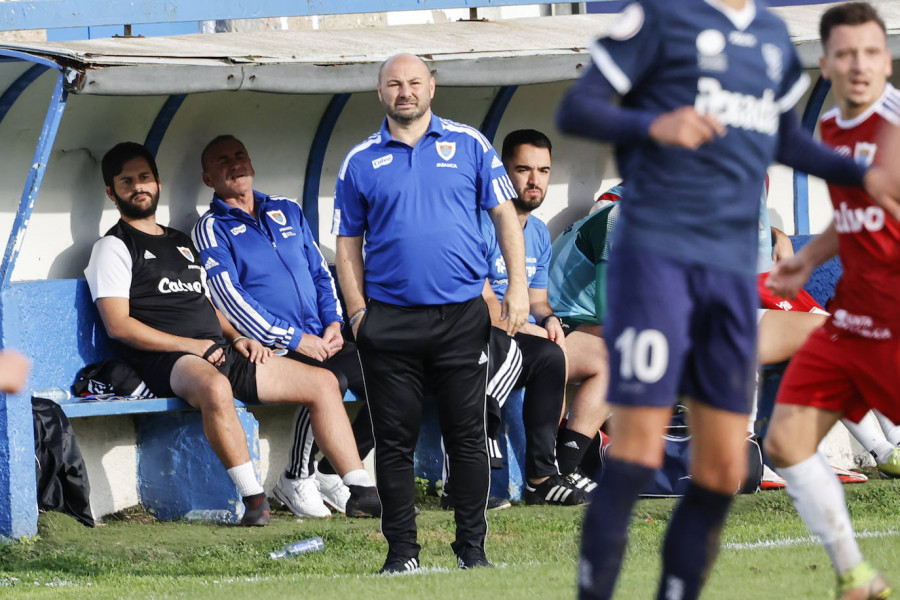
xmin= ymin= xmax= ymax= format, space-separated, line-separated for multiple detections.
xmin=590 ymin=0 xmax=808 ymax=274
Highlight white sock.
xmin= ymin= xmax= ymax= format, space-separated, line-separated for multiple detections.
xmin=842 ymin=415 xmax=896 ymax=464
xmin=227 ymin=462 xmax=264 ymax=497
xmin=747 ymin=368 xmax=760 ymax=434
xmin=777 ymin=452 xmax=862 ymax=575
xmin=873 ymin=410 xmax=900 ymax=446
xmin=342 ymin=468 xmax=374 ymax=488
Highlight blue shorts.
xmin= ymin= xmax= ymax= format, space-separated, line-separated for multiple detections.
xmin=604 ymin=245 xmax=756 ymax=414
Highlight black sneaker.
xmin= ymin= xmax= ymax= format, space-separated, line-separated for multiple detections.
xmin=346 ymin=485 xmax=381 ymax=518
xmin=441 ymin=494 xmax=511 ymax=511
xmin=564 ymin=468 xmax=598 ymax=494
xmin=457 ymin=546 xmax=493 ymax=570
xmin=241 ymin=493 xmax=270 ymax=526
xmin=523 ymin=473 xmax=590 ymax=506
xmin=379 ymin=553 xmax=420 ymax=574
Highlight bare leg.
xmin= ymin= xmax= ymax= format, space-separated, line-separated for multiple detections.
xmin=565 ymin=326 xmax=611 ymax=436
xmin=170 ymin=355 xmax=250 ymax=469
xmin=255 ymin=355 xmax=364 ymax=476
xmin=758 ymin=311 xmax=826 ymax=366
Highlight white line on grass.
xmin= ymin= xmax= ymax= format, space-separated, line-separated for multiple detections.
xmin=723 ymin=528 xmax=900 ymax=551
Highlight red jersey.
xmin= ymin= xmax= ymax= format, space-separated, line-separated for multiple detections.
xmin=819 ymin=84 xmax=900 ymax=340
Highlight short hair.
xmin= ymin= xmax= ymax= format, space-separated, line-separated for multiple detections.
xmin=377 ymin=53 xmax=432 ymax=85
xmin=101 ymin=142 xmax=159 ymax=188
xmin=201 ymin=134 xmax=241 ymax=171
xmin=501 ymin=129 xmax=552 ymax=162
xmin=820 ymin=2 xmax=886 ymax=48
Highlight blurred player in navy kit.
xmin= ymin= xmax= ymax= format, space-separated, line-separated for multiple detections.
xmin=556 ymin=1 xmax=896 ymax=598
xmin=334 ymin=53 xmax=528 ymax=573
xmin=766 ymin=4 xmax=897 ymax=598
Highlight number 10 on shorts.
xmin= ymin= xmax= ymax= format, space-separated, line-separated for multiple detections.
xmin=615 ymin=327 xmax=668 ymax=384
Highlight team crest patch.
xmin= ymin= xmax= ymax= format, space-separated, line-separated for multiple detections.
xmin=266 ymin=210 xmax=287 ymax=226
xmin=854 ymin=142 xmax=877 ymax=167
xmin=762 ymin=43 xmax=783 ymax=83
xmin=176 ymin=246 xmax=194 ymax=262
xmin=436 ymin=140 xmax=456 ymax=161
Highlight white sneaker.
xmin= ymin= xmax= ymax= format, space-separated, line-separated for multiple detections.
xmin=273 ymin=474 xmax=331 ymax=518
xmin=316 ymin=470 xmax=351 ymax=513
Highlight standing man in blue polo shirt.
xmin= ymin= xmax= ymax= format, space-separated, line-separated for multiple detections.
xmin=334 ymin=53 xmax=529 ymax=574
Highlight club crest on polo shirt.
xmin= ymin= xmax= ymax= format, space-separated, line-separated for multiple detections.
xmin=266 ymin=210 xmax=287 ymax=226
xmin=436 ymin=140 xmax=456 ymax=161
xmin=176 ymin=246 xmax=194 ymax=262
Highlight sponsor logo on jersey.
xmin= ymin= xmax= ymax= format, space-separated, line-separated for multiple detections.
xmin=697 ymin=29 xmax=727 ymax=72
xmin=143 ymin=250 xmax=156 ymax=260
xmin=494 ymin=256 xmax=507 ymax=275
xmin=436 ymin=162 xmax=458 ymax=168
xmin=372 ymin=154 xmax=393 ymax=170
xmin=834 ymin=201 xmax=885 ymax=234
xmin=694 ymin=77 xmax=778 ymax=135
xmin=478 ymin=351 xmax=488 ymax=365
xmin=176 ymin=246 xmax=194 ymax=262
xmin=230 ymin=224 xmax=247 ymax=236
xmin=606 ymin=2 xmax=643 ymax=41
xmin=835 ymin=145 xmax=852 ymax=158
xmin=728 ymin=31 xmax=757 ymax=47
xmin=776 ymin=300 xmax=793 ymax=311
xmin=266 ymin=210 xmax=287 ymax=226
xmin=832 ymin=309 xmax=891 ymax=340
xmin=436 ymin=140 xmax=457 ymax=161
xmin=761 ymin=43 xmax=783 ymax=84
xmin=282 ymin=230 xmax=296 ymax=239
xmin=854 ymin=142 xmax=877 ymax=167
xmin=158 ymin=277 xmax=203 ymax=294
xmin=204 ymin=256 xmax=219 ymax=270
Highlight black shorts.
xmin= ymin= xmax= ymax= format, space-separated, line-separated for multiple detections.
xmin=122 ymin=344 xmax=258 ymax=403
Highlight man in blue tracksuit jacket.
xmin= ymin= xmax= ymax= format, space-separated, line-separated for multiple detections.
xmin=192 ymin=135 xmax=374 ymax=519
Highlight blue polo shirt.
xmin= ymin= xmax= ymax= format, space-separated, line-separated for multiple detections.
xmin=333 ymin=113 xmax=516 ymax=306
xmin=481 ymin=213 xmax=550 ymax=323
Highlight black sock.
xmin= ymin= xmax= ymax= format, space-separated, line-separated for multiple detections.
xmin=579 ymin=457 xmax=655 ymax=599
xmin=656 ymin=482 xmax=733 ymax=600
xmin=318 ymin=459 xmax=336 ymax=475
xmin=557 ymin=428 xmax=593 ymax=474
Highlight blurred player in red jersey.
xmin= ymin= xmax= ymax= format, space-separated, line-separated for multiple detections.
xmin=765 ymin=4 xmax=897 ymax=598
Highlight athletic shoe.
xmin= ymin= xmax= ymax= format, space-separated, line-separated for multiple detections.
xmin=457 ymin=546 xmax=493 ymax=570
xmin=760 ymin=464 xmax=787 ymax=490
xmin=564 ymin=468 xmax=598 ymax=494
xmin=832 ymin=465 xmax=869 ymax=484
xmin=345 ymin=485 xmax=381 ymax=518
xmin=877 ymin=447 xmax=900 ymax=479
xmin=273 ymin=473 xmax=331 ymax=518
xmin=316 ymin=470 xmax=351 ymax=513
xmin=240 ymin=493 xmax=270 ymax=527
xmin=836 ymin=562 xmax=890 ymax=600
xmin=379 ymin=553 xmax=420 ymax=575
xmin=523 ymin=473 xmax=590 ymax=506
xmin=440 ymin=493 xmax=511 ymax=511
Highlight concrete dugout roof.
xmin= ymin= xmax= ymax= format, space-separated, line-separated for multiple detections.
xmin=0 ymin=3 xmax=899 ymax=96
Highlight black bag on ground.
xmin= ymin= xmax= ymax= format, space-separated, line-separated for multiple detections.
xmin=32 ymin=397 xmax=95 ymax=527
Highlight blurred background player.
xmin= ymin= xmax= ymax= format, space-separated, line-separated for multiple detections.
xmin=765 ymin=4 xmax=899 ymax=598
xmin=556 ymin=1 xmax=892 ymax=598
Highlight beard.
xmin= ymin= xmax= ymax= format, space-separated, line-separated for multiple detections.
xmin=383 ymin=96 xmax=430 ymax=125
xmin=114 ymin=189 xmax=159 ymax=220
xmin=512 ymin=190 xmax=545 ymax=213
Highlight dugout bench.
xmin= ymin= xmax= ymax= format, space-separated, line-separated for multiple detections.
xmin=8 ymin=278 xmax=529 ymax=525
